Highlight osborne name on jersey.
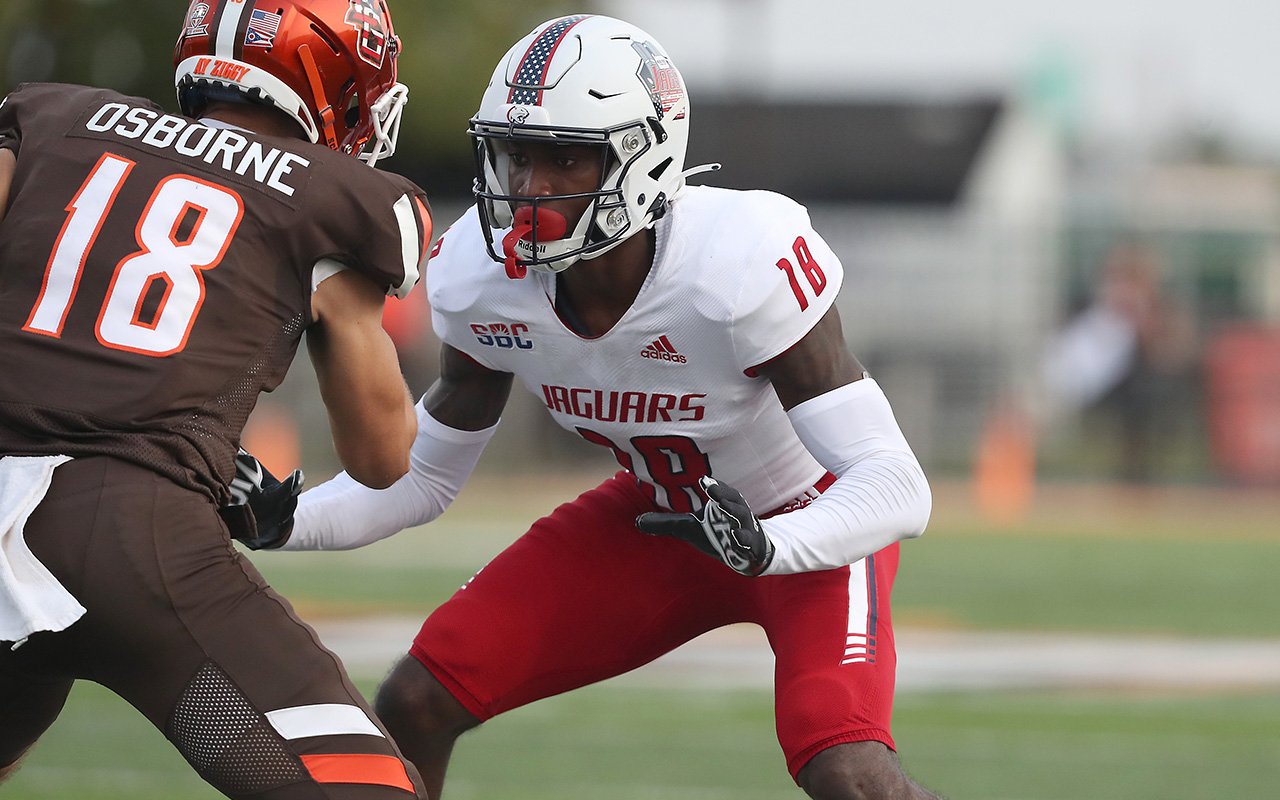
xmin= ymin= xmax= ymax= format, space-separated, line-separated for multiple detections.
xmin=541 ymin=384 xmax=706 ymax=423
xmin=82 ymin=102 xmax=310 ymax=197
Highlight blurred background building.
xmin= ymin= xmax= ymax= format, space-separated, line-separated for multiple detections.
xmin=6 ymin=0 xmax=1280 ymax=506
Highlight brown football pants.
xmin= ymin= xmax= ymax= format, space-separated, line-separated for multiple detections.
xmin=0 ymin=456 xmax=424 ymax=799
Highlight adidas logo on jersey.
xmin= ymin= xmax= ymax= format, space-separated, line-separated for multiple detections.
xmin=641 ymin=335 xmax=687 ymax=363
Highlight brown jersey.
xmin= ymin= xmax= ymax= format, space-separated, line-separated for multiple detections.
xmin=0 ymin=83 xmax=432 ymax=501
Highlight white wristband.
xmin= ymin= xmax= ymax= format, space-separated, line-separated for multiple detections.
xmin=761 ymin=379 xmax=931 ymax=574
xmin=286 ymin=401 xmax=496 ymax=550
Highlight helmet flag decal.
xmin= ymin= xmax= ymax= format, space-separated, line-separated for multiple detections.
xmin=244 ymin=8 xmax=282 ymax=48
xmin=507 ymin=14 xmax=590 ymax=106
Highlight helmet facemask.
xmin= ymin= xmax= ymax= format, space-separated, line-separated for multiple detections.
xmin=358 ymin=81 xmax=408 ymax=166
xmin=472 ymin=118 xmax=666 ymax=276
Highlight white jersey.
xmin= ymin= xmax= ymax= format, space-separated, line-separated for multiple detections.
xmin=428 ymin=185 xmax=844 ymax=514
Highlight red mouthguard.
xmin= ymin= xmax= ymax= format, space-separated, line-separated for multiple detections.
xmin=502 ymin=206 xmax=568 ymax=279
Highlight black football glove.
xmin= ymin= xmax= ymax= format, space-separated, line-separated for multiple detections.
xmin=218 ymin=449 xmax=303 ymax=550
xmin=635 ymin=476 xmax=774 ymax=576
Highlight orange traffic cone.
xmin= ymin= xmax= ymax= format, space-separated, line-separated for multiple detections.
xmin=973 ymin=399 xmax=1036 ymax=526
xmin=241 ymin=403 xmax=302 ymax=479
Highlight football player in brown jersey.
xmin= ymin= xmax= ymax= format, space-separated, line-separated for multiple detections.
xmin=0 ymin=2 xmax=429 ymax=798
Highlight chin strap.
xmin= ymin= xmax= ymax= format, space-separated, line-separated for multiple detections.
xmin=297 ymin=44 xmax=339 ymax=151
xmin=501 ymin=207 xmax=568 ymax=279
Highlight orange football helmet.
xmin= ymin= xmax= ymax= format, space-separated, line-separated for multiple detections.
xmin=174 ymin=0 xmax=407 ymax=165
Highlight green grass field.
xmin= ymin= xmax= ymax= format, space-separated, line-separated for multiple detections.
xmin=7 ymin=476 xmax=1279 ymax=799
xmin=11 ymin=682 xmax=1280 ymax=800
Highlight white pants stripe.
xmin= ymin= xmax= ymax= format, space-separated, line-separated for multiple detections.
xmin=841 ymin=556 xmax=877 ymax=665
xmin=265 ymin=704 xmax=384 ymax=740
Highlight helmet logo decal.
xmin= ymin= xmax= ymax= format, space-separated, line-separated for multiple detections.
xmin=632 ymin=40 xmax=684 ymax=119
xmin=243 ymin=8 xmax=281 ymax=48
xmin=507 ymin=15 xmax=591 ymax=106
xmin=184 ymin=2 xmax=211 ymax=37
xmin=507 ymin=106 xmax=530 ymax=124
xmin=345 ymin=0 xmax=390 ymax=68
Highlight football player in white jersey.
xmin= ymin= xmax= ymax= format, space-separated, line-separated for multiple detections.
xmin=231 ymin=14 xmax=939 ymax=800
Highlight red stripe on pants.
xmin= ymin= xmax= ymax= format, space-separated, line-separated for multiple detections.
xmin=300 ymin=754 xmax=414 ymax=793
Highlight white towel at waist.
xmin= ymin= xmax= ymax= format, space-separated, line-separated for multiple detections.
xmin=0 ymin=454 xmax=85 ymax=644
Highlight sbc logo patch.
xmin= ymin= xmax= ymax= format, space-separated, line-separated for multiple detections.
xmin=471 ymin=322 xmax=534 ymax=350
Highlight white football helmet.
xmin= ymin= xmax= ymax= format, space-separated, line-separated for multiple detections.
xmin=471 ymin=15 xmax=705 ymax=275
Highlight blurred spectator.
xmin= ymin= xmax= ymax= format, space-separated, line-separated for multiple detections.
xmin=975 ymin=242 xmax=1199 ymax=522
xmin=1038 ymin=242 xmax=1199 ymax=481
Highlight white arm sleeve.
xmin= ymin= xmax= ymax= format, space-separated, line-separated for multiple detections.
xmin=284 ymin=401 xmax=497 ymax=551
xmin=761 ymin=378 xmax=932 ymax=574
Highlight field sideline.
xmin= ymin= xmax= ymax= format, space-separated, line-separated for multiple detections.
xmin=6 ymin=473 xmax=1278 ymax=799
xmin=310 ymin=613 xmax=1280 ymax=694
